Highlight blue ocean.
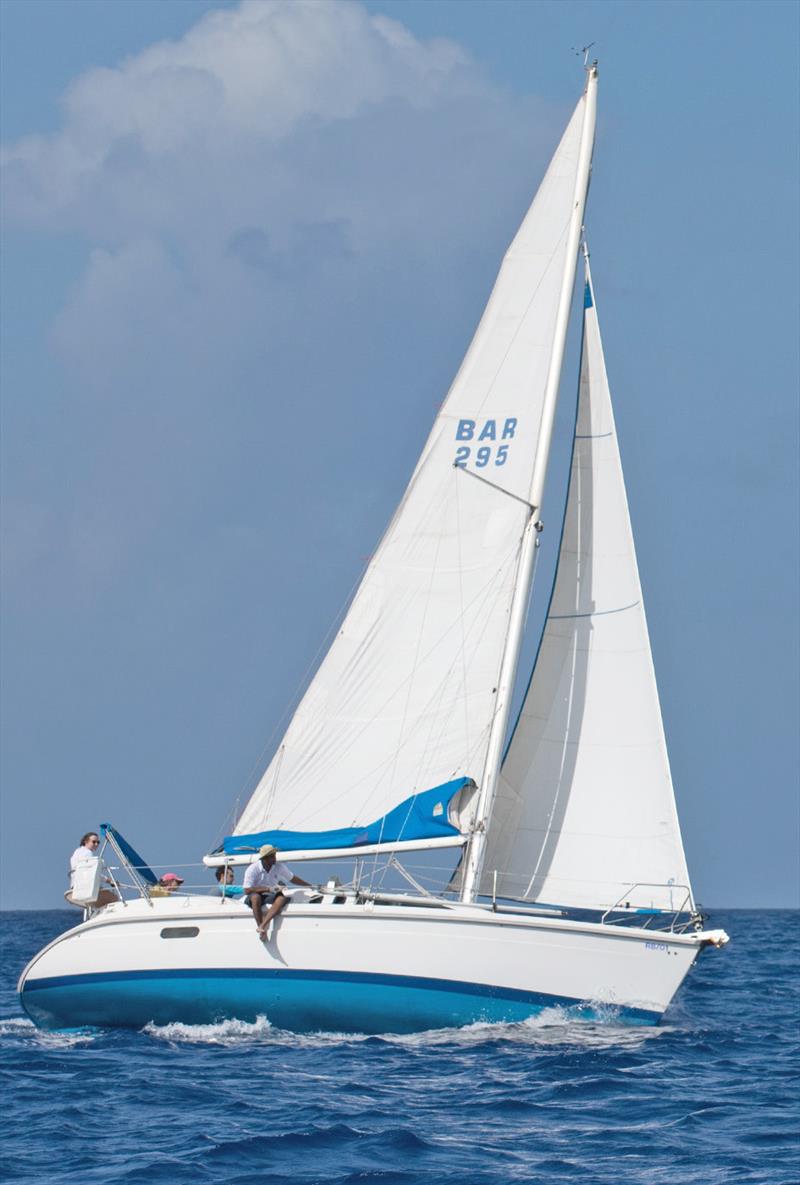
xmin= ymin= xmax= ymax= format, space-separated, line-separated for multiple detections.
xmin=2 ymin=909 xmax=797 ymax=1185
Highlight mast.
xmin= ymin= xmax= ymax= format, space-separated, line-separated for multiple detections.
xmin=460 ymin=64 xmax=598 ymax=902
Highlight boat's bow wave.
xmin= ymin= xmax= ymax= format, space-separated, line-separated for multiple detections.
xmin=139 ymin=1005 xmax=668 ymax=1051
xmin=143 ymin=1014 xmax=276 ymax=1045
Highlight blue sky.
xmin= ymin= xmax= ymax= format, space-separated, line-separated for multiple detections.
xmin=1 ymin=0 xmax=797 ymax=910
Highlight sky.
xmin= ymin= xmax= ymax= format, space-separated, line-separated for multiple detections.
xmin=1 ymin=0 xmax=797 ymax=911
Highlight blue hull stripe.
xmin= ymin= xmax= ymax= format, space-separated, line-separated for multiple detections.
xmin=20 ymin=967 xmax=660 ymax=1032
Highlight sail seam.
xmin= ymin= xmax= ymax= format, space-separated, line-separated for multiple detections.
xmin=548 ymin=599 xmax=640 ymax=620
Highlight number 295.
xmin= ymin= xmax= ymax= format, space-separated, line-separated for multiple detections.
xmin=454 ymin=444 xmax=508 ymax=468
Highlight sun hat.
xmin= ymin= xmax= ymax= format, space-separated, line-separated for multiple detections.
xmin=258 ymin=844 xmax=277 ymax=859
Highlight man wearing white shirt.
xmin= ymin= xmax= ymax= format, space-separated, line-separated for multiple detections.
xmin=243 ymin=843 xmax=309 ymax=937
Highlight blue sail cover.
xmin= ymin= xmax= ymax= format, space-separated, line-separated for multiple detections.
xmin=222 ymin=778 xmax=473 ymax=857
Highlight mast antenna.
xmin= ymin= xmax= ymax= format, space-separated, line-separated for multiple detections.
xmin=572 ymin=43 xmax=596 ymax=69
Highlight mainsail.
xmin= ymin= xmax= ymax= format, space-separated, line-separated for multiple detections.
xmin=483 ymin=261 xmax=693 ymax=912
xmin=232 ymin=87 xmax=596 ymax=848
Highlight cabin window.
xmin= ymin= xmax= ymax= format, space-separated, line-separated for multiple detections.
xmin=160 ymin=926 xmax=200 ymax=939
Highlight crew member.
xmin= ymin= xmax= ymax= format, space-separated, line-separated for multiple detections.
xmin=150 ymin=873 xmax=185 ymax=897
xmin=242 ymin=844 xmax=309 ymax=937
xmin=68 ymin=831 xmax=118 ymax=907
xmin=215 ymin=866 xmax=244 ymax=898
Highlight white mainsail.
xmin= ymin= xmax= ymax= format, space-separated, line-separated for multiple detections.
xmin=482 ymin=260 xmax=693 ymax=912
xmin=234 ymin=88 xmax=595 ymax=843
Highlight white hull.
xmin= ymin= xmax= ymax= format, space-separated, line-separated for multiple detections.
xmin=18 ymin=895 xmax=721 ymax=1032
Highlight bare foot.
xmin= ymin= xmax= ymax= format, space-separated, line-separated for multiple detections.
xmin=257 ymin=924 xmax=268 ymax=940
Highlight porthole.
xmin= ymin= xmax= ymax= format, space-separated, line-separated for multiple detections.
xmin=160 ymin=926 xmax=200 ymax=939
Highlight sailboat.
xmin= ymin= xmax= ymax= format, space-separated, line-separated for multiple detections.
xmin=19 ymin=66 xmax=728 ymax=1033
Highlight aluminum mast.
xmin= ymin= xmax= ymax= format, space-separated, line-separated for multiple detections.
xmin=460 ymin=64 xmax=598 ymax=902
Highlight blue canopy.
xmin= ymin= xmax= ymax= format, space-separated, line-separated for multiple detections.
xmin=221 ymin=777 xmax=473 ymax=857
xmin=100 ymin=823 xmax=158 ymax=885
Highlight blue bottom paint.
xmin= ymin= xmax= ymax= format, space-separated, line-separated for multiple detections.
xmin=19 ymin=968 xmax=660 ymax=1033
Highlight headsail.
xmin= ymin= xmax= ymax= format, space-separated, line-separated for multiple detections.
xmin=231 ymin=87 xmax=596 ymax=851
xmin=483 ymin=260 xmax=694 ymax=912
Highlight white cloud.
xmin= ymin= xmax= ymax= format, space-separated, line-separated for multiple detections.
xmin=2 ymin=0 xmax=556 ymax=597
xmin=2 ymin=0 xmax=475 ymax=228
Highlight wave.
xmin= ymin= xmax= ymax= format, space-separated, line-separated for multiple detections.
xmin=143 ymin=1013 xmax=276 ymax=1044
xmin=139 ymin=1002 xmax=669 ymax=1052
xmin=0 ymin=1016 xmax=96 ymax=1047
xmin=379 ymin=1003 xmax=668 ymax=1051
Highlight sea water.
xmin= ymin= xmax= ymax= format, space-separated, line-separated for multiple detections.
xmin=1 ymin=909 xmax=797 ymax=1184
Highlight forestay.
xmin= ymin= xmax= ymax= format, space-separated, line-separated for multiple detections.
xmin=232 ymin=93 xmax=593 ymax=847
xmin=484 ymin=263 xmax=694 ymax=911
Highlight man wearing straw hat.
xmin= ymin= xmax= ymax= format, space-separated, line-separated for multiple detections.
xmin=243 ymin=843 xmax=310 ymax=938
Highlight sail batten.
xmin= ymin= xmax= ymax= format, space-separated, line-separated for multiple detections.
xmin=485 ymin=258 xmax=693 ymax=913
